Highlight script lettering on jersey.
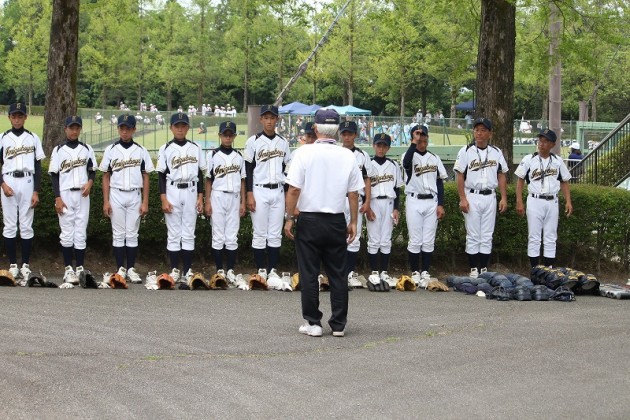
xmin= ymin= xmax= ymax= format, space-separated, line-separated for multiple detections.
xmin=370 ymin=174 xmax=394 ymax=187
xmin=414 ymin=164 xmax=438 ymax=177
xmin=171 ymin=155 xmax=198 ymax=169
xmin=213 ymin=163 xmax=241 ymax=178
xmin=5 ymin=145 xmax=35 ymax=160
xmin=530 ymin=167 xmax=558 ymax=181
xmin=468 ymin=159 xmax=498 ymax=171
xmin=111 ymin=158 xmax=142 ymax=172
xmin=257 ymin=149 xmax=285 ymax=162
xmin=60 ymin=158 xmax=88 ymax=172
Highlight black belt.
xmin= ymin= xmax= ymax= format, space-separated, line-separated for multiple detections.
xmin=255 ymin=183 xmax=281 ymax=189
xmin=531 ymin=194 xmax=556 ymax=200
xmin=409 ymin=192 xmax=434 ymax=199
xmin=7 ymin=171 xmax=31 ymax=178
xmin=469 ymin=189 xmax=493 ymax=195
xmin=375 ymin=195 xmax=390 ymax=199
xmin=69 ymin=187 xmax=81 ymax=191
xmin=216 ymin=190 xmax=237 ymax=194
xmin=170 ymin=181 xmax=196 ymax=189
xmin=115 ymin=188 xmax=139 ymax=192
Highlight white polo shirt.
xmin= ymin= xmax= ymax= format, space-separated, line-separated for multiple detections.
xmin=286 ymin=140 xmax=363 ymax=214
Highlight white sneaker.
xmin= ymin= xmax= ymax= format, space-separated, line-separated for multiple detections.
xmin=480 ymin=267 xmax=488 ymax=275
xmin=257 ymin=268 xmax=268 ymax=280
xmin=145 ymin=271 xmax=158 ymax=290
xmin=183 ymin=269 xmax=193 ymax=283
xmin=226 ymin=269 xmax=237 ymax=285
xmin=380 ymin=271 xmax=396 ymax=288
xmin=411 ymin=271 xmax=421 ymax=286
xmin=469 ymin=268 xmax=479 ymax=279
xmin=20 ymin=263 xmax=31 ymax=280
xmin=626 ymin=279 xmax=630 ymax=286
xmin=419 ymin=271 xmax=431 ymax=288
xmin=348 ymin=271 xmax=362 ymax=288
xmin=127 ymin=267 xmax=142 ymax=284
xmin=9 ymin=263 xmax=19 ymax=279
xmin=299 ymin=323 xmax=323 ymax=337
xmin=267 ymin=268 xmax=282 ymax=290
xmin=216 ymin=269 xmax=226 ymax=278
xmin=280 ymin=272 xmax=293 ymax=291
xmin=332 ymin=330 xmax=345 ymax=337
xmin=116 ymin=266 xmax=127 ymax=279
xmin=368 ymin=271 xmax=381 ymax=285
xmin=234 ymin=273 xmax=249 ymax=290
xmin=63 ymin=265 xmax=79 ymax=285
xmin=170 ymin=268 xmax=181 ymax=283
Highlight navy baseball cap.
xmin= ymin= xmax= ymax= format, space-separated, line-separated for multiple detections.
xmin=473 ymin=118 xmax=492 ymax=131
xmin=64 ymin=115 xmax=83 ymax=127
xmin=219 ymin=121 xmax=237 ymax=134
xmin=304 ymin=122 xmax=314 ymax=134
xmin=260 ymin=105 xmax=279 ymax=116
xmin=314 ymin=109 xmax=340 ymax=125
xmin=170 ymin=112 xmax=190 ymax=126
xmin=8 ymin=102 xmax=27 ymax=115
xmin=538 ymin=128 xmax=557 ymax=143
xmin=117 ymin=114 xmax=136 ymax=128
xmin=373 ymin=133 xmax=392 ymax=146
xmin=339 ymin=121 xmax=357 ymax=133
xmin=409 ymin=124 xmax=428 ymax=136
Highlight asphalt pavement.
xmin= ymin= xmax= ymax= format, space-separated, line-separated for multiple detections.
xmin=1 ymin=284 xmax=628 ymax=419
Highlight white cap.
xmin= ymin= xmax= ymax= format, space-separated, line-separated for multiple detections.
xmin=570 ymin=142 xmax=580 ymax=149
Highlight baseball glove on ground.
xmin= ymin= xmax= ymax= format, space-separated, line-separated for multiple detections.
xmin=185 ymin=272 xmax=209 ymax=290
xmin=367 ymin=279 xmax=390 ymax=292
xmin=0 ymin=269 xmax=16 ymax=287
xmin=396 ymin=275 xmax=416 ymax=291
xmin=209 ymin=273 xmax=228 ymax=290
xmin=552 ymin=286 xmax=576 ymax=302
xmin=107 ymin=273 xmax=128 ymax=289
xmin=249 ymin=273 xmax=267 ymax=290
xmin=157 ymin=273 xmax=175 ymax=290
xmin=426 ymin=279 xmax=449 ymax=292
xmin=291 ymin=273 xmax=300 ymax=291
xmin=576 ymin=273 xmax=599 ymax=293
xmin=318 ymin=275 xmax=330 ymax=291
xmin=79 ymin=270 xmax=98 ymax=289
xmin=27 ymin=271 xmax=50 ymax=287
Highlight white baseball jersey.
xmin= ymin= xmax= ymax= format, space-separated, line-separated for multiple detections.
xmin=206 ymin=147 xmax=246 ymax=192
xmin=351 ymin=147 xmax=376 ymax=194
xmin=402 ymin=149 xmax=448 ymax=196
xmin=454 ymin=143 xmax=508 ymax=190
xmin=156 ymin=140 xmax=207 ymax=181
xmin=49 ymin=142 xmax=97 ymax=191
xmin=0 ymin=129 xmax=46 ymax=173
xmin=99 ymin=140 xmax=155 ymax=188
xmin=369 ymin=158 xmax=404 ymax=198
xmin=514 ymin=152 xmax=571 ymax=195
xmin=244 ymin=133 xmax=291 ymax=184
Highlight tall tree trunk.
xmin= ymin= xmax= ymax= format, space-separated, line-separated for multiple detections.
xmin=476 ymin=0 xmax=516 ymax=168
xmin=347 ymin=0 xmax=355 ymax=105
xmin=43 ymin=0 xmax=79 ymax=155
xmin=591 ymin=90 xmax=597 ymax=122
xmin=549 ymin=3 xmax=562 ymax=155
xmin=166 ymin=86 xmax=172 ymax=111
xmin=450 ymin=88 xmax=458 ymax=127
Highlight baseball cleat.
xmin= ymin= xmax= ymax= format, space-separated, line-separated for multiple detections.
xmin=368 ymin=271 xmax=381 ymax=285
xmin=257 ymin=268 xmax=267 ymax=280
xmin=226 ymin=269 xmax=237 ymax=286
xmin=127 ymin=267 xmax=142 ymax=284
xmin=116 ymin=266 xmax=127 ymax=280
xmin=380 ymin=271 xmax=396 ymax=288
xmin=419 ymin=271 xmax=431 ymax=288
xmin=63 ymin=265 xmax=79 ymax=285
xmin=411 ymin=271 xmax=421 ymax=286
xmin=169 ymin=268 xmax=181 ymax=283
xmin=469 ymin=268 xmax=479 ymax=279
xmin=20 ymin=263 xmax=31 ymax=280
xmin=9 ymin=264 xmax=20 ymax=280
xmin=348 ymin=271 xmax=362 ymax=288
xmin=145 ymin=271 xmax=158 ymax=290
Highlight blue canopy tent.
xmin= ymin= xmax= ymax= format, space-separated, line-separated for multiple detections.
xmin=293 ymin=103 xmax=322 ymax=114
xmin=278 ymin=101 xmax=307 ymax=114
xmin=455 ymin=100 xmax=476 ymax=111
xmin=318 ymin=105 xmax=372 ymax=116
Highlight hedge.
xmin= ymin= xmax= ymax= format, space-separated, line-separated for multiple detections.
xmin=19 ymin=162 xmax=630 ymax=273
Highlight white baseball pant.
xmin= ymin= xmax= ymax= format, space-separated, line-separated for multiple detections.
xmin=110 ymin=188 xmax=142 ymax=247
xmin=1 ymin=175 xmax=35 ymax=239
xmin=344 ymin=196 xmax=364 ymax=252
xmin=463 ymin=191 xmax=496 ymax=254
xmin=406 ymin=195 xmax=438 ymax=253
xmin=526 ymin=195 xmax=559 ymax=258
xmin=58 ymin=189 xmax=90 ymax=249
xmin=165 ymin=183 xmax=198 ymax=251
xmin=250 ymin=185 xmax=284 ymax=249
xmin=366 ymin=198 xmax=394 ymax=254
xmin=211 ymin=190 xmax=241 ymax=251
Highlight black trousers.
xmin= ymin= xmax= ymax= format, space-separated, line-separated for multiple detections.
xmin=295 ymin=212 xmax=348 ymax=332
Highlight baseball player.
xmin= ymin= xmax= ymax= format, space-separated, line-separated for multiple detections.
xmin=100 ymin=114 xmax=154 ymax=284
xmin=299 ymin=122 xmax=316 ymax=145
xmin=401 ymin=125 xmax=447 ymax=285
xmin=204 ymin=121 xmax=246 ymax=284
xmin=454 ymin=118 xmax=508 ymax=278
xmin=339 ymin=120 xmax=375 ymax=288
xmin=365 ymin=133 xmax=403 ymax=288
xmin=156 ymin=112 xmax=206 ymax=283
xmin=49 ymin=116 xmax=97 ymax=287
xmin=0 ymin=103 xmax=45 ymax=283
xmin=244 ymin=105 xmax=291 ymax=283
xmin=515 ymin=128 xmax=573 ymax=267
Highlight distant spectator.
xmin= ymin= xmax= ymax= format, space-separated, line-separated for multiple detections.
xmin=464 ymin=112 xmax=472 ymax=129
xmin=198 ymin=122 xmax=207 ymax=134
xmin=95 ymin=112 xmax=103 ymax=124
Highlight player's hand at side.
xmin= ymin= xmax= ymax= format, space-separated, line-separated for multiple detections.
xmin=103 ymin=201 xmax=112 ymax=217
xmin=391 ymin=209 xmax=400 ymax=226
xmin=498 ymin=198 xmax=508 ymax=214
xmin=565 ymin=202 xmax=573 ymax=217
xmin=81 ymin=182 xmax=92 ymax=197
xmin=366 ymin=208 xmax=376 ymax=221
xmin=30 ymin=191 xmax=39 ymax=208
xmin=459 ymin=197 xmax=470 ymax=213
xmin=359 ymin=202 xmax=370 ymax=215
xmin=139 ymin=202 xmax=149 ymax=216
xmin=204 ymin=201 xmax=212 ymax=217
xmin=346 ymin=222 xmax=357 ymax=244
xmin=1 ymin=183 xmax=14 ymax=197
xmin=195 ymin=196 xmax=203 ymax=214
xmin=54 ymin=197 xmax=67 ymax=215
xmin=284 ymin=220 xmax=295 ymax=241
xmin=161 ymin=197 xmax=173 ymax=214
xmin=516 ymin=202 xmax=525 ymax=216
xmin=239 ymin=202 xmax=246 ymax=217
xmin=436 ymin=205 xmax=445 ymax=220
xmin=247 ymin=192 xmax=256 ymax=212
